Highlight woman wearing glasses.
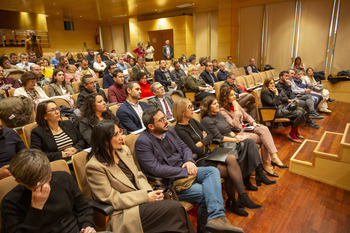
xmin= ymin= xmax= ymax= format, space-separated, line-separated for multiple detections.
xmin=30 ymin=100 xmax=86 ymax=161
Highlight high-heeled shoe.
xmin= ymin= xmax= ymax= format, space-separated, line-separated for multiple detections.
xmin=255 ymin=165 xmax=277 ymax=186
xmin=243 ymin=176 xmax=258 ymax=191
xmin=271 ymin=161 xmax=289 ymax=169
xmin=225 ymin=198 xmax=248 ymax=216
xmin=237 ymin=193 xmax=262 ymax=209
xmin=262 ymin=166 xmax=279 ymax=177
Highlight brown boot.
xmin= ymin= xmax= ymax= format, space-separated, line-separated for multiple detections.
xmin=205 ymin=217 xmax=244 ymax=233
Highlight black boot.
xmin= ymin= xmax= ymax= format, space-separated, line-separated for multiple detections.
xmin=255 ymin=164 xmax=276 ymax=186
xmin=225 ymin=198 xmax=248 ymax=216
xmin=237 ymin=193 xmax=262 ymax=209
xmin=243 ymin=176 xmax=258 ymax=191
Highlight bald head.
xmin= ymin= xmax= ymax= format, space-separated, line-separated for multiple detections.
xmin=30 ymin=64 xmax=41 ymax=77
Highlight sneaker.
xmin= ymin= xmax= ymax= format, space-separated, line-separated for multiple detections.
xmin=206 ymin=217 xmax=244 ymax=233
xmin=305 ymin=121 xmax=320 ymax=129
xmin=319 ymin=108 xmax=332 ymax=113
xmin=327 ymin=98 xmax=335 ymax=102
xmin=310 ymin=111 xmax=324 ymax=119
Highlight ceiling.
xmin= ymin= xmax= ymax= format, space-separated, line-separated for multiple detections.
xmin=0 ymin=0 xmax=220 ymax=23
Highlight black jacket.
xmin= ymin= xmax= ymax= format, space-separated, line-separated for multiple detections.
xmin=200 ymin=70 xmax=218 ymax=87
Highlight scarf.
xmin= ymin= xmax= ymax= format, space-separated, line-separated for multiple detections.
xmin=293 ymin=77 xmax=307 ymax=89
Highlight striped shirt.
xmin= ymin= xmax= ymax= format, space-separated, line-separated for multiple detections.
xmin=54 ymin=131 xmax=73 ymax=151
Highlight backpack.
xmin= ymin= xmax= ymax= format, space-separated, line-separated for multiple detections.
xmin=0 ymin=95 xmax=34 ymax=128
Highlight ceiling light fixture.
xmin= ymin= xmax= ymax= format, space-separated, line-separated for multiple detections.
xmin=176 ymin=3 xmax=194 ymax=8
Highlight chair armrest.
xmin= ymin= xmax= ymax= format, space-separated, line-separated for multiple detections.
xmin=258 ymin=107 xmax=278 ymax=122
xmin=89 ymin=200 xmax=114 ymax=216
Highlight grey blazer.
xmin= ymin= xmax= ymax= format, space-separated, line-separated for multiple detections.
xmin=48 ymin=83 xmax=75 ymax=97
xmin=148 ymin=96 xmax=174 ymax=115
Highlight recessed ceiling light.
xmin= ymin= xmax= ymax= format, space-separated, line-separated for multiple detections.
xmin=112 ymin=14 xmax=126 ymax=18
xmin=176 ymin=3 xmax=194 ymax=8
xmin=79 ymin=15 xmax=82 ymax=17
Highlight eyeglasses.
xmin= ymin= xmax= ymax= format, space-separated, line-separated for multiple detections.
xmin=87 ymin=81 xmax=97 ymax=85
xmin=188 ymin=105 xmax=194 ymax=110
xmin=156 ymin=116 xmax=167 ymax=123
xmin=46 ymin=107 xmax=60 ymax=113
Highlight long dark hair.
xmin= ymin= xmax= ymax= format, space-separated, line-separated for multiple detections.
xmin=87 ymin=120 xmax=116 ymax=165
xmin=219 ymin=86 xmax=234 ymax=111
xmin=81 ymin=92 xmax=119 ymax=126
xmin=36 ymin=100 xmax=59 ymax=129
xmin=51 ymin=69 xmax=66 ymax=86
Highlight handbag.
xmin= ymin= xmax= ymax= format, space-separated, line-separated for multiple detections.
xmin=172 ymin=174 xmax=197 ymax=192
xmin=278 ymin=101 xmax=298 ymax=117
xmin=152 ymin=180 xmax=179 ymax=201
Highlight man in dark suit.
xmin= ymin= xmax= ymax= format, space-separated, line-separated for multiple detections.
xmin=200 ymin=61 xmax=218 ymax=87
xmin=135 ymin=108 xmax=243 ymax=233
xmin=148 ymin=82 xmax=174 ymax=118
xmin=154 ymin=60 xmax=177 ymax=92
xmin=162 ymin=40 xmax=173 ymax=60
xmin=77 ymin=75 xmax=108 ymax=109
xmin=116 ymin=81 xmax=149 ymax=132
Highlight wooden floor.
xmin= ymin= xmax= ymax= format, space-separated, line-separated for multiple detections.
xmin=188 ymin=101 xmax=350 ymax=233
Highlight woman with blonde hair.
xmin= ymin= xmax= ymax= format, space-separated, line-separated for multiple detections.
xmin=185 ymin=66 xmax=215 ymax=101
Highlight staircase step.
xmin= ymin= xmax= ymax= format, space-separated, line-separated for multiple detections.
xmin=291 ymin=139 xmax=319 ymax=163
xmin=314 ymin=131 xmax=343 ymax=159
xmin=342 ymin=123 xmax=350 ymax=145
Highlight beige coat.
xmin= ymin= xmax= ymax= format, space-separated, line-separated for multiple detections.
xmin=85 ymin=145 xmax=152 ymax=233
xmin=48 ymin=83 xmax=75 ymax=97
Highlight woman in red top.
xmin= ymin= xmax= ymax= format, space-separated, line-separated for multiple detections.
xmin=133 ymin=42 xmax=145 ymax=59
xmin=138 ymin=72 xmax=153 ymax=99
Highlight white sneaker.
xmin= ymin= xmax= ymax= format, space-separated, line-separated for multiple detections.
xmin=319 ymin=108 xmax=332 ymax=113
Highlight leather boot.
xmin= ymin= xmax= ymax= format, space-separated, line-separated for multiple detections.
xmin=206 ymin=217 xmax=244 ymax=233
xmin=237 ymin=193 xmax=262 ymax=209
xmin=225 ymin=198 xmax=248 ymax=216
xmin=255 ymin=164 xmax=276 ymax=186
xmin=243 ymin=176 xmax=258 ymax=191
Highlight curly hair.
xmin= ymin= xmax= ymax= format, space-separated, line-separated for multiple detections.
xmin=199 ymin=95 xmax=217 ymax=118
xmin=219 ymin=86 xmax=234 ymax=111
xmin=81 ymin=93 xmax=119 ymax=126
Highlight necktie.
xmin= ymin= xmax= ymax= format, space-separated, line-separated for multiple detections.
xmin=163 ymin=99 xmax=172 ymax=116
xmin=210 ymin=73 xmax=215 ymax=83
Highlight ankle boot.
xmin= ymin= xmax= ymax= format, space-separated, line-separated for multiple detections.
xmin=255 ymin=165 xmax=277 ymax=186
xmin=237 ymin=193 xmax=262 ymax=209
xmin=243 ymin=176 xmax=258 ymax=191
xmin=225 ymin=198 xmax=248 ymax=216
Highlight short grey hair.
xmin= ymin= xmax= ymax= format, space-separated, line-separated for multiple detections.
xmin=110 ymin=53 xmax=117 ymax=59
xmin=150 ymin=82 xmax=162 ymax=93
xmin=10 ymin=149 xmax=51 ymax=190
xmin=55 ymin=51 xmax=61 ymax=55
xmin=219 ymin=62 xmax=225 ymax=67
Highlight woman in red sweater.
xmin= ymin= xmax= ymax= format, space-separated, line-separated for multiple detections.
xmin=138 ymin=72 xmax=153 ymax=99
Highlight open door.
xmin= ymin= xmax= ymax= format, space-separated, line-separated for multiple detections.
xmin=147 ymin=29 xmax=173 ymax=61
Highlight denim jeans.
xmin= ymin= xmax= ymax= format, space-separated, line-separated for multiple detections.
xmin=176 ymin=166 xmax=225 ymax=233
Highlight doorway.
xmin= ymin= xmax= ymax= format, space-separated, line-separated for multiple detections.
xmin=147 ymin=29 xmax=173 ymax=61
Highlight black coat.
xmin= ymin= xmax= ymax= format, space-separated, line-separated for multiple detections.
xmin=200 ymin=70 xmax=218 ymax=87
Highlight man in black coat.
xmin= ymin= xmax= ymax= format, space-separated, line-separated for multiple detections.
xmin=200 ymin=61 xmax=218 ymax=87
xmin=162 ymin=40 xmax=174 ymax=60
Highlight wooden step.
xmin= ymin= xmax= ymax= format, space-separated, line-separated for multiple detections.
xmin=341 ymin=123 xmax=350 ymax=144
xmin=340 ymin=123 xmax=350 ymax=163
xmin=314 ymin=131 xmax=343 ymax=160
xmin=290 ymin=139 xmax=319 ymax=164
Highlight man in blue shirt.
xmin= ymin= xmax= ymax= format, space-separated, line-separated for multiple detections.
xmin=50 ymin=51 xmax=61 ymax=67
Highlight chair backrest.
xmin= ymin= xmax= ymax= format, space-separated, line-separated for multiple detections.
xmin=66 ymin=65 xmax=77 ymax=76
xmin=235 ymin=76 xmax=247 ymax=87
xmin=127 ymin=69 xmax=133 ymax=81
xmin=71 ymin=93 xmax=79 ymax=108
xmin=96 ymin=78 xmax=103 ymax=88
xmin=109 ymin=104 xmax=121 ymax=116
xmin=146 ymin=61 xmax=156 ymax=67
xmin=51 ymin=159 xmax=71 ymax=174
xmin=71 ymin=151 xmax=92 ymax=199
xmin=193 ymin=111 xmax=202 ymax=123
xmin=53 ymin=98 xmax=72 ymax=108
xmin=214 ymin=81 xmax=224 ymax=98
xmin=72 ymin=81 xmax=82 ymax=93
xmin=7 ymin=71 xmax=22 ymax=80
xmin=103 ymin=89 xmax=108 ymax=101
xmin=271 ymin=69 xmax=278 ymax=78
xmin=139 ymin=98 xmax=149 ymax=104
xmin=43 ymin=85 xmax=49 ymax=96
xmin=244 ymin=75 xmax=255 ymax=88
xmin=265 ymin=70 xmax=274 ymax=80
xmin=0 ymin=90 xmax=7 ymax=98
xmin=260 ymin=72 xmax=268 ymax=82
xmin=124 ymin=134 xmax=141 ymax=170
xmin=252 ymin=73 xmax=263 ymax=85
xmin=22 ymin=122 xmax=38 ymax=148
xmin=237 ymin=67 xmax=246 ymax=76
xmin=8 ymin=88 xmax=16 ymax=97
xmin=198 ymin=66 xmax=205 ymax=74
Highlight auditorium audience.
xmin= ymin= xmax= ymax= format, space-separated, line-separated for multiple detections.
xmin=186 ymin=66 xmax=215 ymax=101
xmin=117 ymin=82 xmax=149 ymax=132
xmin=93 ymin=54 xmax=106 ymax=73
xmin=144 ymin=41 xmax=155 ymax=62
xmin=28 ymin=51 xmax=37 ymax=63
xmin=75 ymin=58 xmax=98 ymax=81
xmin=48 ymin=69 xmax=75 ymax=97
xmin=56 ymin=63 xmax=75 ymax=82
xmin=86 ymin=120 xmax=195 ymax=233
xmin=128 ymin=57 xmax=136 ymax=68
xmin=77 ymin=74 xmax=108 ymax=109
xmin=179 ymin=56 xmax=189 ymax=69
xmin=154 ymin=60 xmax=177 ymax=92
xmin=217 ymin=62 xmax=229 ymax=81
xmin=212 ymin=59 xmax=219 ymax=72
xmin=261 ymin=77 xmax=306 ymax=143
xmin=78 ymin=93 xmax=121 ymax=144
xmin=171 ymin=61 xmax=186 ymax=83
xmin=225 ymin=56 xmax=237 ymax=70
xmin=9 ymin=53 xmax=18 ymax=65
xmin=16 ymin=53 xmax=33 ymax=71
xmin=219 ymin=86 xmax=288 ymax=177
xmin=221 ymin=72 xmax=257 ymax=120
xmin=131 ymin=58 xmax=151 ymax=81
xmin=291 ymin=56 xmax=305 ymax=71
xmin=148 ymin=82 xmax=173 ymax=118
xmin=108 ymin=70 xmax=126 ymax=104
xmin=0 ymin=66 xmax=20 ymax=96
xmin=188 ymin=56 xmax=196 ymax=67
xmin=198 ymin=57 xmax=206 ymax=67
xmin=66 ymin=52 xmax=76 ymax=65
xmin=30 ymin=64 xmax=50 ymax=87
xmin=116 ymin=56 xmax=129 ymax=80
xmin=14 ymin=72 xmax=49 ymax=100
xmin=246 ymin=58 xmax=259 ymax=75
xmin=200 ymin=61 xmax=218 ymax=87
xmin=135 ymin=107 xmax=244 ymax=233
xmin=1 ymin=149 xmax=96 ymax=233
xmin=50 ymin=51 xmax=61 ymax=67
xmin=76 ymin=52 xmax=84 ymax=63
xmin=0 ymin=119 xmax=26 ymax=180
xmin=173 ymin=98 xmax=262 ymax=216
xmin=101 ymin=50 xmax=110 ymax=61
xmin=0 ymin=55 xmax=25 ymax=79
xmin=138 ymin=72 xmax=153 ymax=99
xmin=85 ymin=49 xmax=95 ymax=69
xmin=133 ymin=41 xmax=145 ymax=59
xmin=102 ymin=62 xmax=117 ymax=89
xmin=162 ymin=40 xmax=174 ymax=60
xmin=41 ymin=58 xmax=53 ymax=79
xmin=30 ymin=100 xmax=86 ymax=161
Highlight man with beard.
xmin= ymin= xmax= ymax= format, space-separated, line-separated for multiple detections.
xmin=117 ymin=81 xmax=149 ymax=132
xmin=0 ymin=119 xmax=27 ymax=180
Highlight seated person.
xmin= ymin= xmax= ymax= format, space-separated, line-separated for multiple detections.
xmin=30 ymin=64 xmax=50 ymax=87
xmin=78 ymin=93 xmax=122 ymax=144
xmin=58 ymin=56 xmax=69 ymax=67
xmin=200 ymin=61 xmax=218 ymax=87
xmin=66 ymin=52 xmax=76 ymax=65
xmin=77 ymin=74 xmax=108 ymax=109
xmin=1 ymin=149 xmax=96 ymax=233
xmin=85 ymin=49 xmax=95 ymax=69
xmin=225 ymin=56 xmax=237 ymax=70
xmin=179 ymin=56 xmax=189 ymax=69
xmin=0 ymin=66 xmax=20 ymax=96
xmin=261 ymin=78 xmax=306 ymax=143
xmin=154 ymin=60 xmax=177 ymax=92
xmin=48 ymin=69 xmax=75 ymax=97
xmin=56 ymin=63 xmax=75 ymax=82
xmin=100 ymin=50 xmax=110 ymax=61
xmin=212 ymin=59 xmax=219 ymax=72
xmin=41 ymin=58 xmax=54 ymax=79
xmin=173 ymin=98 xmax=262 ymax=216
xmin=50 ymin=51 xmax=61 ymax=67
xmin=93 ymin=54 xmax=106 ymax=74
xmin=138 ymin=72 xmax=153 ymax=99
xmin=0 ymin=119 xmax=26 ymax=180
xmin=221 ymin=72 xmax=257 ymax=121
xmin=246 ymin=58 xmax=259 ymax=75
xmin=86 ymin=120 xmax=195 ymax=233
xmin=291 ymin=56 xmax=305 ymax=71
xmin=16 ymin=53 xmax=34 ymax=71
xmin=171 ymin=61 xmax=187 ymax=83
xmin=135 ymin=107 xmax=244 ymax=233
xmin=14 ymin=72 xmax=49 ymax=100
xmin=116 ymin=82 xmax=149 ymax=132
xmin=0 ymin=55 xmax=25 ymax=79
xmin=148 ymin=82 xmax=173 ymax=118
xmin=116 ymin=56 xmax=129 ymax=80
xmin=75 ymin=58 xmax=98 ymax=81
xmin=108 ymin=70 xmax=126 ymax=104
xmin=31 ymin=100 xmax=86 ymax=161
xmin=186 ymin=66 xmax=214 ymax=101
xmin=217 ymin=87 xmax=288 ymax=177
xmin=217 ymin=62 xmax=229 ymax=81
xmin=9 ymin=53 xmax=18 ymax=65
xmin=131 ymin=58 xmax=151 ymax=81
xmin=102 ymin=62 xmax=117 ymax=89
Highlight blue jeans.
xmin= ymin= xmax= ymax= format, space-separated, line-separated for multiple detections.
xmin=176 ymin=167 xmax=225 ymax=233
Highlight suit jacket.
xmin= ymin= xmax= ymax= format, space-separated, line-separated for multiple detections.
xmin=48 ymin=83 xmax=75 ymax=97
xmin=77 ymin=87 xmax=108 ymax=109
xmin=135 ymin=127 xmax=195 ymax=179
xmin=30 ymin=120 xmax=86 ymax=161
xmin=219 ymin=104 xmax=254 ymax=130
xmin=148 ymin=96 xmax=174 ymax=116
xmin=85 ymin=145 xmax=152 ymax=233
xmin=116 ymin=101 xmax=149 ymax=132
xmin=162 ymin=45 xmax=174 ymax=60
xmin=154 ymin=68 xmax=176 ymax=92
xmin=200 ymin=70 xmax=218 ymax=87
